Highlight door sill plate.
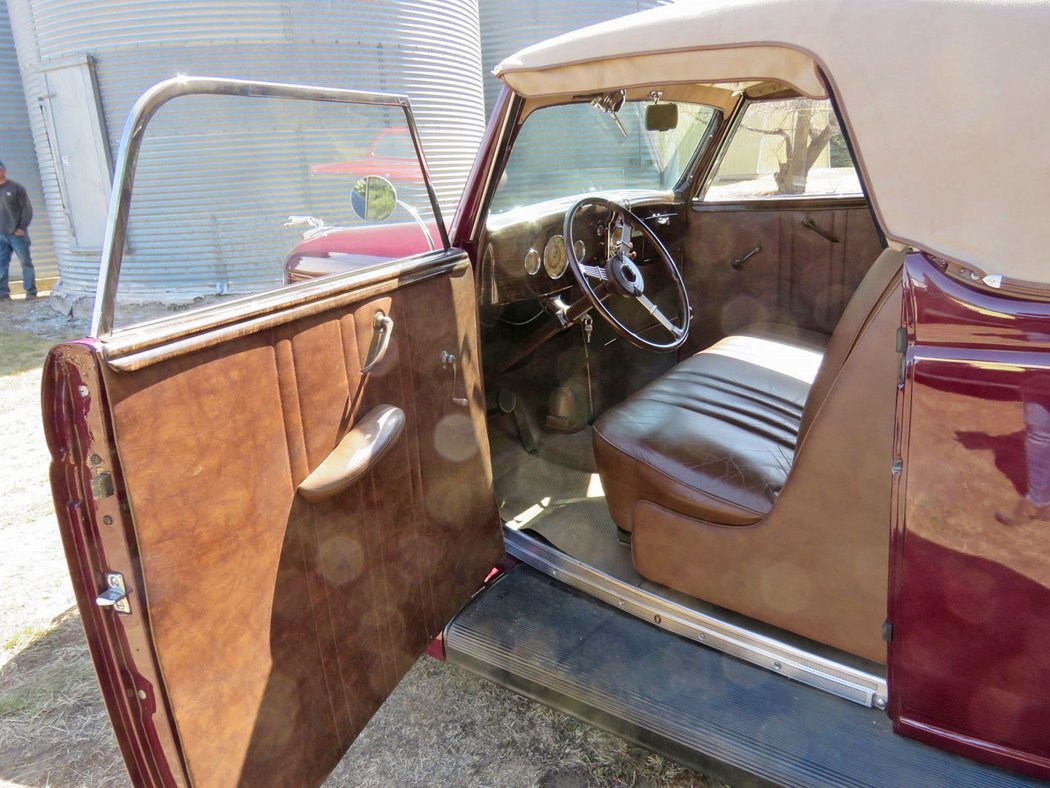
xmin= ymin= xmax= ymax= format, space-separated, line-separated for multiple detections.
xmin=504 ymin=527 xmax=888 ymax=708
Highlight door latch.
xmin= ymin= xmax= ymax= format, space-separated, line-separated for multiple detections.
xmin=95 ymin=572 xmax=131 ymax=614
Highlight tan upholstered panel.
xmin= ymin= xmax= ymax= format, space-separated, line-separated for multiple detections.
xmin=682 ymin=205 xmax=883 ymax=353
xmin=100 ymin=266 xmax=502 ymax=787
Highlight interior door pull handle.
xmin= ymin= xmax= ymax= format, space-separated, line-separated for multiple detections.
xmin=361 ymin=311 xmax=394 ymax=374
xmin=731 ymin=245 xmax=762 ymax=269
xmin=298 ymin=404 xmax=405 ymax=501
xmin=801 ymin=216 xmax=840 ymax=243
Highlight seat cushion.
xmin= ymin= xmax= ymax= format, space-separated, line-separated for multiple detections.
xmin=593 ymin=333 xmax=823 ymax=530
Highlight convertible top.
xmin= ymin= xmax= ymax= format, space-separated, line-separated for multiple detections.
xmin=496 ymin=0 xmax=1050 ymax=287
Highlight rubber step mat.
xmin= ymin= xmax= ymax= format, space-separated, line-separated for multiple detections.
xmin=444 ymin=566 xmax=1039 ymax=788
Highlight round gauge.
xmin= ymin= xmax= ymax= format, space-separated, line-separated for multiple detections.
xmin=543 ymin=234 xmax=568 ymax=279
xmin=573 ymin=239 xmax=586 ymax=262
xmin=524 ymin=248 xmax=541 ymax=276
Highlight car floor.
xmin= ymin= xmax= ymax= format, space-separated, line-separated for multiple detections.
xmin=488 ymin=409 xmax=885 ymax=676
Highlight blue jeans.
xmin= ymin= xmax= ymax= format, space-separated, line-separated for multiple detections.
xmin=1024 ymin=400 xmax=1050 ymax=507
xmin=0 ymin=232 xmax=36 ymax=297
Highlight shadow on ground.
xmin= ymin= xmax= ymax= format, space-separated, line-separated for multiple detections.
xmin=0 ymin=612 xmax=125 ymax=787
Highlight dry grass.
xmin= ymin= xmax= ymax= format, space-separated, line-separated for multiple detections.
xmin=0 ymin=330 xmax=55 ymax=377
xmin=0 ymin=613 xmax=125 ymax=786
xmin=0 ymin=297 xmax=713 ymax=787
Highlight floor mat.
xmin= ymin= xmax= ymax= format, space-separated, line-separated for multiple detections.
xmin=490 ymin=417 xmax=642 ymax=583
xmin=515 ymin=499 xmax=641 ymax=583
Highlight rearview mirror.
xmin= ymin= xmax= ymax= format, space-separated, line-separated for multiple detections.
xmin=646 ymin=102 xmax=678 ymax=132
xmin=351 ymin=175 xmax=397 ymax=221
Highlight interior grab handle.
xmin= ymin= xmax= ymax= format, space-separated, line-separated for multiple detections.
xmin=298 ymin=404 xmax=405 ymax=501
xmin=801 ymin=216 xmax=840 ymax=243
xmin=361 ymin=310 xmax=394 ymax=374
xmin=731 ymin=245 xmax=762 ymax=270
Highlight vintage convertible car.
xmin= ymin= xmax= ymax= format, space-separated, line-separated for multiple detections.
xmin=42 ymin=1 xmax=1050 ymax=785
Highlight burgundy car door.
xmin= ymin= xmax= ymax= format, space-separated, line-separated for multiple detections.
xmin=42 ymin=78 xmax=503 ymax=786
xmin=890 ymin=251 xmax=1050 ymax=780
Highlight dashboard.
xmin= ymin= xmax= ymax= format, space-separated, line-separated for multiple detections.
xmin=478 ymin=193 xmax=681 ymax=306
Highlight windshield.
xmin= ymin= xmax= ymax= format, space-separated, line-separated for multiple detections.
xmin=489 ymin=100 xmax=719 ymax=214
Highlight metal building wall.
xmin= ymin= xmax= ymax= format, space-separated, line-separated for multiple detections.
xmin=8 ymin=0 xmax=486 ymax=304
xmin=478 ymin=0 xmax=673 ymax=114
xmin=0 ymin=0 xmax=56 ymax=292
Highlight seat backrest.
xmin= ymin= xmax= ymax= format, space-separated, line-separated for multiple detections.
xmin=798 ymin=248 xmax=905 ymax=445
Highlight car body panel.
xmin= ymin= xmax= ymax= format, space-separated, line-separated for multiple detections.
xmin=891 ymin=252 xmax=1050 ymax=779
xmin=310 ymin=127 xmax=426 ymax=183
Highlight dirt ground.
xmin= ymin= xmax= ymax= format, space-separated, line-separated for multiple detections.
xmin=0 ymin=295 xmax=711 ymax=787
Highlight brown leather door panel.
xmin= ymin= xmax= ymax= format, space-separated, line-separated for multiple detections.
xmin=682 ymin=202 xmax=883 ymax=352
xmin=76 ymin=258 xmax=501 ymax=786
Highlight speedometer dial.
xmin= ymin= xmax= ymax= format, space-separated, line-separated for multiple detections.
xmin=544 ymin=234 xmax=568 ymax=279
xmin=573 ymin=239 xmax=586 ymax=262
xmin=524 ymin=248 xmax=541 ymax=275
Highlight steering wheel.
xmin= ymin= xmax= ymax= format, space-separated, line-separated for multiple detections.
xmin=563 ymin=196 xmax=691 ymax=352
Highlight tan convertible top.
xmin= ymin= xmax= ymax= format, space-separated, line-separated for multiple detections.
xmin=496 ymin=0 xmax=1050 ymax=286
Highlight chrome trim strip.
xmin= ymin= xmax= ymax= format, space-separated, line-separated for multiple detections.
xmin=504 ymin=528 xmax=888 ymax=709
xmin=91 ymin=76 xmax=448 ymax=340
xmin=104 ymin=254 xmax=469 ymax=371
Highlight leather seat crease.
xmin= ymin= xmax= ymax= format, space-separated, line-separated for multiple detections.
xmin=593 ymin=248 xmax=905 ymax=663
xmin=593 ymin=334 xmax=823 ymax=529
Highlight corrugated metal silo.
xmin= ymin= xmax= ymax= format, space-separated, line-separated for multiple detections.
xmin=8 ymin=0 xmax=486 ymax=308
xmin=0 ymin=0 xmax=56 ymax=293
xmin=478 ymin=0 xmax=674 ymax=114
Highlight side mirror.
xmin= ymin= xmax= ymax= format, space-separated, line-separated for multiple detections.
xmin=351 ymin=175 xmax=397 ymax=221
xmin=645 ymin=103 xmax=678 ymax=132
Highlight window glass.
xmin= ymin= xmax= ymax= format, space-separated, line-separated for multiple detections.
xmin=489 ymin=101 xmax=718 ymax=215
xmin=111 ymin=93 xmax=440 ymax=331
xmin=704 ymin=98 xmax=861 ymax=201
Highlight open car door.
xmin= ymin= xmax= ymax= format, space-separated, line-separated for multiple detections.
xmin=41 ymin=78 xmax=503 ymax=786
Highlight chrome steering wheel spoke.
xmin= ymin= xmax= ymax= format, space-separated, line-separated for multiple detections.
xmin=636 ymin=293 xmax=683 ymax=338
xmin=580 ymin=264 xmax=609 ymax=281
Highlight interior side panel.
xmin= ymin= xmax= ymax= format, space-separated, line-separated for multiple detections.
xmin=98 ymin=265 xmax=502 ymax=787
xmin=682 ymin=203 xmax=883 ymax=352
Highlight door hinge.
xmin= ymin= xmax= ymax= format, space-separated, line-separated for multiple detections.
xmin=95 ymin=572 xmax=131 ymax=614
xmin=896 ymin=327 xmax=908 ymax=386
xmin=882 ymin=620 xmax=893 ymax=642
xmin=895 ymin=326 xmax=908 ymax=354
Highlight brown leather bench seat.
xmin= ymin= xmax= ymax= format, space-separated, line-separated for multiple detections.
xmin=593 ymin=330 xmax=826 ymax=530
xmin=590 ymin=249 xmax=904 ymax=662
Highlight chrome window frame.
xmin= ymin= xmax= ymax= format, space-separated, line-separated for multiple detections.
xmin=91 ymin=76 xmax=450 ymax=339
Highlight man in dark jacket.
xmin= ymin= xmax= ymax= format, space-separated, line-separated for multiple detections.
xmin=0 ymin=161 xmax=37 ymax=300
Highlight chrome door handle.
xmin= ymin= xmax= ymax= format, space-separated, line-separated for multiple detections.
xmin=361 ymin=310 xmax=394 ymax=374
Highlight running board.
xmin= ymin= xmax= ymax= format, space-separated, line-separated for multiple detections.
xmin=504 ymin=527 xmax=887 ymax=708
xmin=445 ymin=565 xmax=1037 ymax=788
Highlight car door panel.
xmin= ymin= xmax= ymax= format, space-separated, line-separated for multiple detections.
xmin=682 ymin=201 xmax=883 ymax=351
xmin=46 ymin=256 xmax=503 ymax=786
